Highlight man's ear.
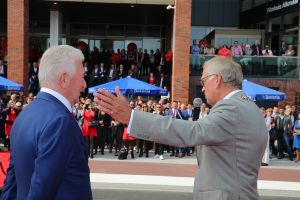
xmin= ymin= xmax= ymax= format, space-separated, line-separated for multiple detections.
xmin=214 ymin=74 xmax=223 ymax=89
xmin=58 ymin=72 xmax=70 ymax=89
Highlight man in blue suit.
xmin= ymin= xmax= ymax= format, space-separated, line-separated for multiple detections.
xmin=1 ymin=45 xmax=92 ymax=199
xmin=166 ymin=101 xmax=183 ymax=157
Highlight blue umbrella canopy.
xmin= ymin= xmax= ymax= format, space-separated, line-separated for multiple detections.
xmin=0 ymin=76 xmax=24 ymax=91
xmin=242 ymin=80 xmax=286 ymax=101
xmin=88 ymin=77 xmax=168 ymax=96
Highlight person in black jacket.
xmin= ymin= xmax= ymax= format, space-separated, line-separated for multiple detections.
xmin=251 ymin=40 xmax=262 ymax=56
xmin=95 ymin=110 xmax=112 ymax=154
xmin=192 ymin=97 xmax=202 ymax=121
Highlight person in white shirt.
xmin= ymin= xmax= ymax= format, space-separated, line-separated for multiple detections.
xmin=262 ymin=45 xmax=273 ymax=56
xmin=0 ymin=59 xmax=7 ymax=78
xmin=198 ymin=103 xmax=208 ymax=119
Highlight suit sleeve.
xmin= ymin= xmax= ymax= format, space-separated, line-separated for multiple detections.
xmin=25 ymin=116 xmax=76 ymax=200
xmin=129 ymin=101 xmax=238 ymax=147
xmin=1 ymin=153 xmax=17 ymax=200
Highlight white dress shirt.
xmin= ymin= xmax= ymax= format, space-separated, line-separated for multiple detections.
xmin=223 ymin=89 xmax=242 ymax=100
xmin=0 ymin=65 xmax=4 ymax=74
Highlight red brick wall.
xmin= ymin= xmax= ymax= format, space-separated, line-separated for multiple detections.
xmin=248 ymin=78 xmax=300 ymax=109
xmin=189 ymin=76 xmax=199 ymax=101
xmin=171 ymin=0 xmax=192 ymax=104
xmin=7 ymin=0 xmax=29 ymax=91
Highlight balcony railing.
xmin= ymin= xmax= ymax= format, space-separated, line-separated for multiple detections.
xmin=190 ymin=54 xmax=300 ymax=79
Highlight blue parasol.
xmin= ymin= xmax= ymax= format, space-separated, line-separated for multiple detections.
xmin=88 ymin=77 xmax=168 ymax=96
xmin=242 ymin=80 xmax=286 ymax=101
xmin=0 ymin=76 xmax=24 ymax=91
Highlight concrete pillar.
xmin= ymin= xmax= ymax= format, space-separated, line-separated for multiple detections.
xmin=171 ymin=0 xmax=192 ymax=103
xmin=7 ymin=0 xmax=29 ymax=89
xmin=50 ymin=10 xmax=63 ymax=47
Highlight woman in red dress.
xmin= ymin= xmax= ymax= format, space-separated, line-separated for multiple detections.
xmin=81 ymin=102 xmax=97 ymax=158
xmin=122 ymin=125 xmax=136 ymax=159
xmin=5 ymin=101 xmax=22 ymax=150
xmin=148 ymin=72 xmax=156 ymax=85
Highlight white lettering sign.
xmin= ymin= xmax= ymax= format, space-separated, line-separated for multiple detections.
xmin=267 ymin=0 xmax=298 ymax=14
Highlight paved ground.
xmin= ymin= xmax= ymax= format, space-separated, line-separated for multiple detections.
xmin=2 ymin=144 xmax=299 ymax=199
xmin=91 ymin=187 xmax=300 ymax=200
xmin=89 ymin=150 xmax=300 ymax=199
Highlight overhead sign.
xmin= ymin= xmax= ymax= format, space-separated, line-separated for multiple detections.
xmin=267 ymin=0 xmax=299 ymax=14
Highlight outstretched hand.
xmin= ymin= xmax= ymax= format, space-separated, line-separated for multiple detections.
xmin=93 ymin=87 xmax=131 ymax=125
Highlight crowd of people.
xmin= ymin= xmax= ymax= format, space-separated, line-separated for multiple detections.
xmin=261 ymin=105 xmax=300 ymax=165
xmin=72 ymin=96 xmax=206 ymax=160
xmin=77 ymin=46 xmax=174 ymax=91
xmin=0 ymin=45 xmax=173 ymax=98
xmin=190 ymin=39 xmax=296 ymax=57
xmin=0 ymin=43 xmax=299 ymax=164
xmin=1 ymin=90 xmax=299 ymax=164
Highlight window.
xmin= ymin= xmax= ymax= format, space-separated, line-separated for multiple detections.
xmin=254 ymin=0 xmax=267 ymax=7
xmin=70 ymin=24 xmax=89 ymax=36
xmin=89 ymin=40 xmax=101 ymax=51
xmin=107 ymin=25 xmax=124 ymax=36
xmin=283 ymin=12 xmax=299 ymax=32
xmin=113 ymin=40 xmax=125 ymax=52
xmin=267 ymin=16 xmax=281 ymax=33
xmin=241 ymin=0 xmax=253 ymax=12
xmin=126 ymin=25 xmax=143 ymax=37
xmin=89 ymin=24 xmax=105 ymax=36
xmin=142 ymin=38 xmax=161 ymax=51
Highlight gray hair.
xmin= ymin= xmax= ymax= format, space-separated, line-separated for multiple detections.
xmin=38 ymin=45 xmax=84 ymax=87
xmin=203 ymin=56 xmax=243 ymax=87
xmin=193 ymin=97 xmax=202 ymax=107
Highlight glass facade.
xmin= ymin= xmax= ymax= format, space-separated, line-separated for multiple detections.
xmin=241 ymin=0 xmax=268 ymax=11
xmin=27 ymin=22 xmax=166 ymax=53
xmin=266 ymin=10 xmax=299 ymax=54
xmin=190 ymin=54 xmax=300 ymax=79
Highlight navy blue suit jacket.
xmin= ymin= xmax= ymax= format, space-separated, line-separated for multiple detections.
xmin=167 ymin=109 xmax=183 ymax=119
xmin=1 ymin=92 xmax=92 ymax=200
xmin=182 ymin=109 xmax=192 ymax=120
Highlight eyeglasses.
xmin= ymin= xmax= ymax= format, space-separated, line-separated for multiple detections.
xmin=200 ymin=74 xmax=216 ymax=86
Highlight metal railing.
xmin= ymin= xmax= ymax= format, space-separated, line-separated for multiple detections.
xmin=190 ymin=54 xmax=300 ymax=79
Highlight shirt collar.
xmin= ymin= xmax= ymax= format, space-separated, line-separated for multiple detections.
xmin=223 ymin=89 xmax=242 ymax=100
xmin=40 ymin=87 xmax=72 ymax=112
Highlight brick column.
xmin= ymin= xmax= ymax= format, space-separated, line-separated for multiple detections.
xmin=7 ymin=0 xmax=29 ymax=90
xmin=171 ymin=0 xmax=191 ymax=103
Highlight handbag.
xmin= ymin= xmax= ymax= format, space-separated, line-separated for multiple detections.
xmin=88 ymin=120 xmax=99 ymax=127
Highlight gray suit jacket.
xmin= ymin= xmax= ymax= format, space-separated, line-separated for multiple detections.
xmin=129 ymin=91 xmax=268 ymax=200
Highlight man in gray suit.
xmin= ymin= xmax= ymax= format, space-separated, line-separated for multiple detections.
xmin=94 ymin=56 xmax=268 ymax=200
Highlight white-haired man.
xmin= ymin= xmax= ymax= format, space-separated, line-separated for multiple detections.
xmin=94 ymin=56 xmax=268 ymax=200
xmin=1 ymin=45 xmax=92 ymax=200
